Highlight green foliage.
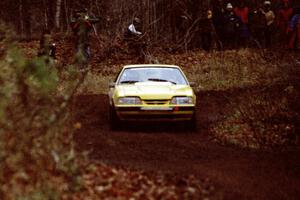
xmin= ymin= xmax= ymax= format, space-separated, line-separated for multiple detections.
xmin=0 ymin=25 xmax=85 ymax=200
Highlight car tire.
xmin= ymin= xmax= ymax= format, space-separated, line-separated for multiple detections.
xmin=109 ymin=106 xmax=121 ymax=131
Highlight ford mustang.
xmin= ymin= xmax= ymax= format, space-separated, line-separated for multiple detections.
xmin=108 ymin=64 xmax=196 ymax=130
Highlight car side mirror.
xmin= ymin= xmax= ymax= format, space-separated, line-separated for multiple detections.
xmin=189 ymin=82 xmax=196 ymax=87
xmin=109 ymin=82 xmax=116 ymax=88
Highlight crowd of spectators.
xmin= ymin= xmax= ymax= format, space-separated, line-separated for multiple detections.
xmin=205 ymin=0 xmax=300 ymax=50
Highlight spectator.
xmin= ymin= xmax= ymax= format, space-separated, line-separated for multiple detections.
xmin=199 ymin=10 xmax=215 ymax=52
xmin=212 ymin=0 xmax=225 ymax=49
xmin=288 ymin=8 xmax=300 ymax=50
xmin=124 ymin=17 xmax=143 ymax=38
xmin=124 ymin=17 xmax=147 ymax=62
xmin=249 ymin=4 xmax=266 ymax=47
xmin=234 ymin=1 xmax=249 ymax=25
xmin=234 ymin=1 xmax=250 ymax=47
xmin=260 ymin=1 xmax=276 ymax=48
xmin=277 ymin=0 xmax=294 ymax=47
xmin=223 ymin=3 xmax=241 ymax=49
xmin=38 ymin=29 xmax=56 ymax=60
xmin=70 ymin=9 xmax=99 ymax=61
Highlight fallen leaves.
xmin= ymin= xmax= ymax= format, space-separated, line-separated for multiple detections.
xmin=66 ymin=162 xmax=214 ymax=200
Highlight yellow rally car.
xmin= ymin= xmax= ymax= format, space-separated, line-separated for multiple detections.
xmin=109 ymin=64 xmax=196 ymax=130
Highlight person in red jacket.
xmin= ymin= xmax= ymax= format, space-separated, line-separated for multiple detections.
xmin=277 ymin=0 xmax=294 ymax=47
xmin=234 ymin=1 xmax=250 ymax=47
xmin=234 ymin=1 xmax=249 ymax=24
xmin=70 ymin=9 xmax=99 ymax=61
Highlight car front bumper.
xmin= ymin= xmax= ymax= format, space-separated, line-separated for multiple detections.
xmin=115 ymin=106 xmax=195 ymax=121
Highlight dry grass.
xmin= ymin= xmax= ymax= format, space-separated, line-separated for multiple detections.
xmin=80 ymin=48 xmax=299 ymax=94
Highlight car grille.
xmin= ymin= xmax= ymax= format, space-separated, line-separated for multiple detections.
xmin=121 ymin=114 xmax=192 ymax=120
xmin=143 ymin=100 xmax=169 ymax=105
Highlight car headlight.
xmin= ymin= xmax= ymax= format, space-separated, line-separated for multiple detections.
xmin=118 ymin=97 xmax=142 ymax=105
xmin=171 ymin=97 xmax=193 ymax=105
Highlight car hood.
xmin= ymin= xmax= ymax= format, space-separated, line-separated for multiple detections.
xmin=115 ymin=82 xmax=194 ymax=99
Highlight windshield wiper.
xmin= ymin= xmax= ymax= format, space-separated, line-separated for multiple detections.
xmin=120 ymin=80 xmax=139 ymax=84
xmin=148 ymin=78 xmax=176 ymax=85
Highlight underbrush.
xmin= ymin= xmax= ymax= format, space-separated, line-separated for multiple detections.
xmin=204 ymin=54 xmax=300 ymax=149
xmin=211 ymin=85 xmax=300 ymax=149
xmin=195 ymin=50 xmax=298 ymax=149
xmin=0 ymin=24 xmax=85 ymax=200
xmin=158 ymin=49 xmax=299 ymax=92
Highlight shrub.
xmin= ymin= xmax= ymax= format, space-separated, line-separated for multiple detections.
xmin=0 ymin=23 xmax=84 ymax=200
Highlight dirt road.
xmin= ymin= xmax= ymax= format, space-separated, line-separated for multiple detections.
xmin=74 ymin=93 xmax=300 ymax=200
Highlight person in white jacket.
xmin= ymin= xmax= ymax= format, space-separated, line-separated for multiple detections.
xmin=126 ymin=17 xmax=142 ymax=37
xmin=124 ymin=17 xmax=146 ymax=62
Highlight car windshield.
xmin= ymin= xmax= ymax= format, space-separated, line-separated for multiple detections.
xmin=118 ymin=67 xmax=188 ymax=85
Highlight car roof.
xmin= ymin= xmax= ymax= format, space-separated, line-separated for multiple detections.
xmin=123 ymin=64 xmax=181 ymax=69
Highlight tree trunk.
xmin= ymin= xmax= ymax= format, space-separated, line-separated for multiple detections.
xmin=19 ymin=0 xmax=24 ymax=38
xmin=63 ymin=0 xmax=69 ymax=31
xmin=55 ymin=0 xmax=62 ymax=30
xmin=21 ymin=0 xmax=31 ymax=39
xmin=42 ymin=0 xmax=48 ymax=29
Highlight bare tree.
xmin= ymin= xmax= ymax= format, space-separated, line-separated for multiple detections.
xmin=19 ymin=0 xmax=24 ymax=37
xmin=55 ymin=0 xmax=62 ymax=30
xmin=20 ymin=0 xmax=31 ymax=39
xmin=1 ymin=0 xmax=210 ymax=44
